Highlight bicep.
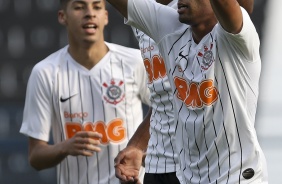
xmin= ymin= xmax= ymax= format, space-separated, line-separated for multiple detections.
xmin=210 ymin=0 xmax=243 ymax=34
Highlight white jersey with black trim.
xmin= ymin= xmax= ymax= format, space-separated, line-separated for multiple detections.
xmin=130 ymin=0 xmax=179 ymax=175
xmin=132 ymin=25 xmax=179 ymax=173
xmin=20 ymin=42 xmax=150 ymax=184
xmin=127 ymin=0 xmax=268 ymax=183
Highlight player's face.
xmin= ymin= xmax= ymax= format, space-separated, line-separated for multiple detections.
xmin=58 ymin=0 xmax=108 ymax=45
xmin=177 ymin=0 xmax=215 ymax=26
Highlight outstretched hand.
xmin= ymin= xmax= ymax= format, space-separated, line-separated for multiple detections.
xmin=114 ymin=146 xmax=145 ymax=184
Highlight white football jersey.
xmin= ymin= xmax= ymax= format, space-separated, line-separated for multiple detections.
xmin=130 ymin=0 xmax=179 ymax=175
xmin=127 ymin=0 xmax=268 ymax=183
xmin=20 ymin=42 xmax=150 ymax=184
xmin=132 ymin=25 xmax=179 ymax=173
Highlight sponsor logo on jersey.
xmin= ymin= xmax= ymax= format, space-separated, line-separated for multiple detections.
xmin=198 ymin=43 xmax=214 ymax=70
xmin=141 ymin=45 xmax=154 ymax=54
xmin=174 ymin=78 xmax=218 ymax=108
xmin=144 ymin=55 xmax=167 ymax=83
xmin=103 ymin=79 xmax=125 ymax=105
xmin=65 ymin=118 xmax=126 ymax=144
xmin=64 ymin=111 xmax=88 ymax=119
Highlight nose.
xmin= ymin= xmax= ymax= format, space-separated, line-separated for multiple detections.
xmin=85 ymin=6 xmax=96 ymax=18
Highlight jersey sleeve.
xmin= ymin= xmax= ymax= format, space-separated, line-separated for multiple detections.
xmin=20 ymin=63 xmax=53 ymax=142
xmin=134 ymin=51 xmax=151 ymax=106
xmin=127 ymin=0 xmax=180 ymax=44
xmin=216 ymin=7 xmax=260 ymax=63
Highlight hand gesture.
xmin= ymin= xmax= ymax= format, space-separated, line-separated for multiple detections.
xmin=114 ymin=146 xmax=145 ymax=184
xmin=63 ymin=131 xmax=102 ymax=156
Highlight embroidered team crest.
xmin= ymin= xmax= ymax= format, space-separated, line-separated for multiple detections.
xmin=103 ymin=79 xmax=125 ymax=105
xmin=198 ymin=44 xmax=214 ymax=70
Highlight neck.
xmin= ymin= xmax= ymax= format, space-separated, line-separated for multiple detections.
xmin=68 ymin=41 xmax=109 ymax=70
xmin=191 ymin=19 xmax=218 ymax=44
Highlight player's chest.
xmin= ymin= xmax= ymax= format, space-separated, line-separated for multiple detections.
xmin=167 ymin=34 xmax=217 ymax=82
xmin=56 ymin=67 xmax=136 ymax=113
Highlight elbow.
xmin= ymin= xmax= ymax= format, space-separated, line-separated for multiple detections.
xmin=29 ymin=155 xmax=44 ymax=171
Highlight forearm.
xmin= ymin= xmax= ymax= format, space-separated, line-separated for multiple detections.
xmin=127 ymin=107 xmax=152 ymax=150
xmin=29 ymin=139 xmax=67 ymax=170
xmin=28 ymin=132 xmax=101 ymax=170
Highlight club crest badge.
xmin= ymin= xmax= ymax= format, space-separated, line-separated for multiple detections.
xmin=103 ymin=79 xmax=125 ymax=105
xmin=198 ymin=44 xmax=214 ymax=70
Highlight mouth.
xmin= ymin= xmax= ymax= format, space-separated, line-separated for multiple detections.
xmin=82 ymin=23 xmax=98 ymax=34
xmin=177 ymin=3 xmax=188 ymax=12
xmin=82 ymin=23 xmax=97 ymax=29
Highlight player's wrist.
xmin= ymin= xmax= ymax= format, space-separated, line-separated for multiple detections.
xmin=126 ymin=142 xmax=146 ymax=153
xmin=126 ymin=144 xmax=141 ymax=150
xmin=57 ymin=141 xmax=70 ymax=157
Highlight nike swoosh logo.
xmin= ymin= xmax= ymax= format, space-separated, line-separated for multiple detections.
xmin=179 ymin=51 xmax=188 ymax=62
xmin=60 ymin=94 xmax=77 ymax=102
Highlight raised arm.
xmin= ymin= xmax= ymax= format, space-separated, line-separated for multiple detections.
xmin=107 ymin=0 xmax=128 ymax=18
xmin=237 ymin=0 xmax=254 ymax=14
xmin=210 ymin=0 xmax=243 ymax=34
xmin=210 ymin=0 xmax=254 ymax=34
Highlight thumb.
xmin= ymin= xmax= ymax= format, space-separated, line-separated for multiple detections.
xmin=114 ymin=151 xmax=126 ymax=166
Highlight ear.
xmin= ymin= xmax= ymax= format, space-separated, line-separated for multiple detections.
xmin=104 ymin=10 xmax=109 ymax=26
xmin=58 ymin=10 xmax=67 ymax=26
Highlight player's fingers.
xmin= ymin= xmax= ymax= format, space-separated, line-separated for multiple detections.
xmin=76 ymin=131 xmax=102 ymax=139
xmin=115 ymin=165 xmax=127 ymax=181
xmin=120 ymin=178 xmax=137 ymax=184
xmin=88 ymin=132 xmax=102 ymax=139
xmin=88 ymin=138 xmax=101 ymax=145
xmin=74 ymin=142 xmax=101 ymax=153
xmin=85 ymin=143 xmax=101 ymax=152
xmin=114 ymin=151 xmax=125 ymax=165
xmin=132 ymin=175 xmax=140 ymax=183
xmin=74 ymin=149 xmax=94 ymax=157
xmin=73 ymin=135 xmax=101 ymax=146
xmin=130 ymin=178 xmax=141 ymax=184
xmin=125 ymin=176 xmax=135 ymax=182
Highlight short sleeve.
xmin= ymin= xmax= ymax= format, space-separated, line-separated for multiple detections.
xmin=20 ymin=64 xmax=53 ymax=142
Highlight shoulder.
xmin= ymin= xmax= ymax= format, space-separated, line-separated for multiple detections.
xmin=31 ymin=46 xmax=68 ymax=80
xmin=107 ymin=42 xmax=140 ymax=53
xmin=32 ymin=46 xmax=68 ymax=75
xmin=214 ymin=7 xmax=257 ymax=38
xmin=106 ymin=42 xmax=142 ymax=61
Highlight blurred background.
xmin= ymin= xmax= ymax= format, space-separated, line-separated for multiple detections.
xmin=0 ymin=0 xmax=281 ymax=183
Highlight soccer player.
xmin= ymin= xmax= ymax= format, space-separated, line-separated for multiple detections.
xmin=19 ymin=0 xmax=150 ymax=184
xmin=109 ymin=0 xmax=268 ymax=183
xmin=115 ymin=1 xmax=180 ymax=184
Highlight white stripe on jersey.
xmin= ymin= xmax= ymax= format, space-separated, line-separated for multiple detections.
xmin=20 ymin=42 xmax=150 ymax=184
xmin=132 ymin=27 xmax=179 ymax=174
xmin=127 ymin=0 xmax=268 ymax=183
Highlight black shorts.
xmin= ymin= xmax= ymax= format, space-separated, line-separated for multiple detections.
xmin=144 ymin=172 xmax=180 ymax=184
